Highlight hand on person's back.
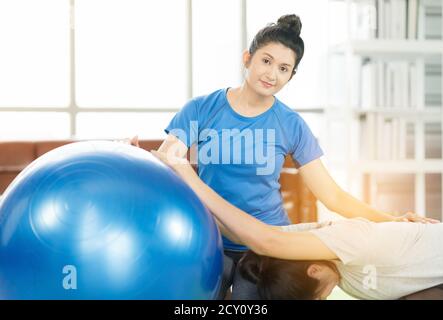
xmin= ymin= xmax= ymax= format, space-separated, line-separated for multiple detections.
xmin=395 ymin=212 xmax=440 ymax=224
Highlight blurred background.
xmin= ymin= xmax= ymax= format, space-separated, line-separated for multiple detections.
xmin=0 ymin=0 xmax=441 ymax=222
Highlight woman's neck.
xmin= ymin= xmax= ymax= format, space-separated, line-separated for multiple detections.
xmin=331 ymin=261 xmax=342 ymax=280
xmin=229 ymin=83 xmax=274 ymax=113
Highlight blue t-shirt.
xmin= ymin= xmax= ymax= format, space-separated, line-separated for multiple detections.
xmin=165 ymin=88 xmax=323 ymax=251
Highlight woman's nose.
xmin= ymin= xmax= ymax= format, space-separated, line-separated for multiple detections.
xmin=265 ymin=67 xmax=277 ymax=81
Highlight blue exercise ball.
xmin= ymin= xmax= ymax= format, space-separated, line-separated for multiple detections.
xmin=0 ymin=141 xmax=223 ymax=299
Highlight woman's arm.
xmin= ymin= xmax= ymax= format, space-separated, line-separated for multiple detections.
xmin=299 ymin=159 xmax=439 ymax=223
xmin=213 ymin=216 xmax=244 ymax=245
xmin=298 ymin=159 xmax=398 ymax=222
xmin=281 ymin=221 xmax=332 ymax=232
xmin=151 ymin=150 xmax=338 ymax=261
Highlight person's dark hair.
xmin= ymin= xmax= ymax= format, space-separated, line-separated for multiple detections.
xmin=249 ymin=14 xmax=304 ymax=77
xmin=239 ymin=250 xmax=335 ymax=300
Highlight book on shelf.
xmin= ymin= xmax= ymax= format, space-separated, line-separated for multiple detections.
xmin=407 ymin=0 xmax=419 ymax=39
xmin=420 ymin=0 xmax=443 ymax=40
xmin=425 ymin=122 xmax=443 ymax=158
xmin=350 ymin=0 xmax=377 ymax=39
xmin=343 ymin=0 xmax=442 ymax=40
xmin=405 ymin=122 xmax=416 ymax=158
xmin=358 ymin=58 xmax=441 ymax=110
xmin=424 ymin=60 xmax=443 ymax=107
xmin=365 ymin=115 xmax=442 ymax=160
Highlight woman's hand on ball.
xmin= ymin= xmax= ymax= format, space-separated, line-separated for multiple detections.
xmin=114 ymin=135 xmax=140 ymax=147
xmin=151 ymin=150 xmax=194 ymax=178
xmin=130 ymin=135 xmax=140 ymax=147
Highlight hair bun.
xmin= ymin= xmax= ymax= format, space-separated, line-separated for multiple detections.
xmin=277 ymin=14 xmax=302 ymax=37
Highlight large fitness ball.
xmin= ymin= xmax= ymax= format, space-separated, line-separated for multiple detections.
xmin=0 ymin=141 xmax=223 ymax=299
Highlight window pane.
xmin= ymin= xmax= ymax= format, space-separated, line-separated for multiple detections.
xmin=246 ymin=0 xmax=329 ymax=109
xmin=192 ymin=0 xmax=242 ymax=96
xmin=76 ymin=112 xmax=175 ymax=140
xmin=425 ymin=173 xmax=442 ymax=221
xmin=0 ymin=112 xmax=70 ymax=140
xmin=0 ymin=0 xmax=70 ymax=107
xmin=75 ymin=0 xmax=187 ymax=108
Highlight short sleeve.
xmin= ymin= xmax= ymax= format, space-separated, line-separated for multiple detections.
xmin=164 ymin=98 xmax=199 ymax=147
xmin=309 ymin=219 xmax=372 ymax=265
xmin=291 ymin=116 xmax=323 ymax=167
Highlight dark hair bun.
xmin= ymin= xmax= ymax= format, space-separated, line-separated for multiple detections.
xmin=277 ymin=14 xmax=302 ymax=37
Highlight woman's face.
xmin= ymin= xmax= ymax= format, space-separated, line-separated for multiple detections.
xmin=317 ymin=277 xmax=339 ymax=300
xmin=244 ymin=42 xmax=296 ymax=97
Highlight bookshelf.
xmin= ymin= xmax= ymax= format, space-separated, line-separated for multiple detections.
xmin=325 ymin=0 xmax=443 ymax=220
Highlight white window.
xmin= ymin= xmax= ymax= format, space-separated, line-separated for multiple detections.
xmin=192 ymin=0 xmax=242 ymax=96
xmin=75 ymin=0 xmax=188 ymax=109
xmin=76 ymin=112 xmax=175 ymax=140
xmin=0 ymin=112 xmax=70 ymax=140
xmin=0 ymin=0 xmax=70 ymax=107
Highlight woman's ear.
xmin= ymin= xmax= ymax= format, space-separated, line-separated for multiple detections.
xmin=242 ymin=49 xmax=251 ymax=68
xmin=288 ymin=69 xmax=297 ymax=81
xmin=307 ymin=264 xmax=323 ymax=279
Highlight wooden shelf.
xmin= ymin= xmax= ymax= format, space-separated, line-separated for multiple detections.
xmin=355 ymin=108 xmax=442 ymax=117
xmin=350 ymin=160 xmax=443 ymax=173
xmin=330 ymin=40 xmax=443 ymax=60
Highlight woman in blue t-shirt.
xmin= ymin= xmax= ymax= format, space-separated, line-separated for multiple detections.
xmin=132 ymin=14 xmax=428 ymax=299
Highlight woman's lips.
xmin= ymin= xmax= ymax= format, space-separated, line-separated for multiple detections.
xmin=260 ymin=80 xmax=273 ymax=88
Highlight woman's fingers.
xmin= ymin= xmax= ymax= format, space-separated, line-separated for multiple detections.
xmin=113 ymin=135 xmax=140 ymax=147
xmin=401 ymin=212 xmax=440 ymax=224
xmin=421 ymin=217 xmax=440 ymax=224
xmin=130 ymin=135 xmax=140 ymax=147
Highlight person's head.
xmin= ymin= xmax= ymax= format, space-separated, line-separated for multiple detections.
xmin=239 ymin=250 xmax=340 ymax=300
xmin=242 ymin=14 xmax=305 ymax=96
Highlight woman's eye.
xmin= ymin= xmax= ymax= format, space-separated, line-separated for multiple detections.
xmin=263 ymin=58 xmax=270 ymax=64
xmin=280 ymin=67 xmax=288 ymax=72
